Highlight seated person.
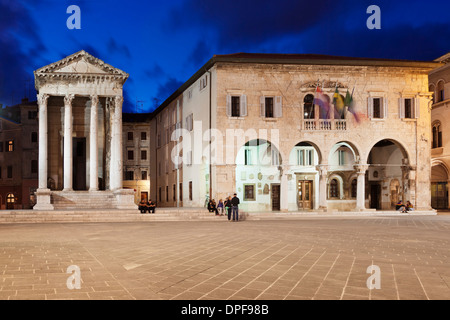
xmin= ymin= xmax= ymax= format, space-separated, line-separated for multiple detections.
xmin=148 ymin=199 xmax=156 ymax=213
xmin=138 ymin=199 xmax=149 ymax=213
xmin=207 ymin=200 xmax=218 ymax=215
xmin=395 ymin=200 xmax=407 ymax=213
xmin=406 ymin=201 xmax=414 ymax=212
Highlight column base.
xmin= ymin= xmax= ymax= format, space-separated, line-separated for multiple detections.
xmin=33 ymin=188 xmax=54 ymax=211
xmin=114 ymin=189 xmax=138 ymax=210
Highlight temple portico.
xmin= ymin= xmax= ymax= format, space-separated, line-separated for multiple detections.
xmin=33 ymin=50 xmax=136 ymax=210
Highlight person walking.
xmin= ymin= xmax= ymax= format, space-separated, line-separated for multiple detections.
xmin=231 ymin=193 xmax=240 ymax=222
xmin=217 ymin=199 xmax=225 ymax=216
xmin=224 ymin=196 xmax=232 ymax=221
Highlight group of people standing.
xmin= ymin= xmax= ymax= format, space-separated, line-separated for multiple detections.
xmin=208 ymin=193 xmax=240 ymax=221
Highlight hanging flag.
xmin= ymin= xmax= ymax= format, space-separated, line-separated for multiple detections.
xmin=345 ymin=88 xmax=361 ymax=123
xmin=333 ymin=87 xmax=345 ymax=118
xmin=313 ymin=85 xmax=330 ymax=118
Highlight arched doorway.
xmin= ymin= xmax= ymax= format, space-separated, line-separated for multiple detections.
xmin=289 ymin=142 xmax=321 ymax=210
xmin=367 ymin=139 xmax=410 ymax=210
xmin=235 ymin=139 xmax=282 ymax=212
xmin=431 ymin=162 xmax=449 ymax=209
xmin=327 ymin=141 xmax=360 ymax=210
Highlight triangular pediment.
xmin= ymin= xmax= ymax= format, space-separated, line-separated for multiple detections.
xmin=34 ymin=50 xmax=128 ymax=77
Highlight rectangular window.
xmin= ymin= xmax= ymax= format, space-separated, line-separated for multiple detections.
xmin=244 ymin=149 xmax=252 ymax=165
xmin=271 ymin=150 xmax=279 ymax=166
xmin=159 ymin=187 xmax=162 ymax=202
xmin=227 ymin=94 xmax=247 ymax=117
xmin=173 ymin=184 xmax=176 ymax=201
xmin=127 ymin=150 xmax=134 ymax=160
xmin=28 ymin=110 xmax=37 ymax=120
xmin=297 ymin=150 xmax=304 ymax=166
xmin=141 ymin=150 xmax=147 ymax=160
xmin=404 ymin=98 xmax=413 ymax=118
xmin=0 ymin=142 xmax=3 ymax=152
xmin=127 ymin=132 xmax=133 ymax=141
xmin=166 ymin=186 xmax=169 ymax=202
xmin=185 ymin=114 xmax=193 ymax=131
xmin=157 ymin=133 xmax=161 ymax=148
xmin=179 ymin=183 xmax=183 ymax=201
xmin=338 ymin=150 xmax=345 ymax=166
xmin=244 ymin=184 xmax=256 ymax=201
xmin=7 ymin=140 xmax=14 ymax=152
xmin=231 ymin=96 xmax=240 ymax=117
xmin=125 ymin=171 xmax=134 ymax=180
xmin=373 ymin=98 xmax=382 ymax=118
xmin=7 ymin=166 xmax=12 ymax=179
xmin=31 ymin=160 xmax=38 ymax=174
xmin=141 ymin=170 xmax=147 ymax=180
xmin=141 ymin=132 xmax=147 ymax=140
xmin=31 ymin=132 xmax=38 ymax=143
xmin=305 ymin=150 xmax=313 ymax=166
xmin=189 ymin=181 xmax=193 ymax=201
xmin=265 ymin=97 xmax=274 ymax=118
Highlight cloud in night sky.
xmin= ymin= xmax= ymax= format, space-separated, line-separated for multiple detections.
xmin=1 ymin=0 xmax=450 ymax=111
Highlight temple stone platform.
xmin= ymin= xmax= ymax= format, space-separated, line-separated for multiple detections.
xmin=0 ymin=207 xmax=437 ymax=224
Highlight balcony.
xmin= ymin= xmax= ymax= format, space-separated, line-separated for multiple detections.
xmin=303 ymin=119 xmax=347 ymax=131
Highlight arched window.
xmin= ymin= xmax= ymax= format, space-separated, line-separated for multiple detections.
xmin=303 ymin=94 xmax=315 ymax=119
xmin=329 ymin=179 xmax=339 ymax=198
xmin=437 ymin=81 xmax=445 ymax=103
xmin=432 ymin=121 xmax=443 ymax=148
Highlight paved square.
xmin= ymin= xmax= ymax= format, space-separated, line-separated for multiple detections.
xmin=1 ymin=215 xmax=450 ymax=300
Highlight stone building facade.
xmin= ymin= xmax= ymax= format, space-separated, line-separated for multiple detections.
xmin=430 ymin=53 xmax=450 ymax=209
xmin=0 ymin=99 xmax=39 ymax=209
xmin=151 ymin=53 xmax=439 ymax=212
xmin=122 ymin=113 xmax=152 ymax=204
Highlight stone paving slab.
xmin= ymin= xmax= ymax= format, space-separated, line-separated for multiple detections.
xmin=0 ymin=216 xmax=449 ymax=302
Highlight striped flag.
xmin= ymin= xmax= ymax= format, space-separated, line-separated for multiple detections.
xmin=313 ymin=85 xmax=331 ymax=118
xmin=344 ymin=88 xmax=361 ymax=123
xmin=333 ymin=87 xmax=345 ymax=118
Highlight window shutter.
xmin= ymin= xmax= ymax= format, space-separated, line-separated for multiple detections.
xmin=415 ymin=98 xmax=420 ymax=119
xmin=275 ymin=96 xmax=283 ymax=118
xmin=399 ymin=98 xmax=405 ymax=119
xmin=368 ymin=97 xmax=373 ymax=119
xmin=226 ymin=95 xmax=231 ymax=117
xmin=240 ymin=95 xmax=247 ymax=117
xmin=260 ymin=96 xmax=265 ymax=117
xmin=383 ymin=97 xmax=388 ymax=119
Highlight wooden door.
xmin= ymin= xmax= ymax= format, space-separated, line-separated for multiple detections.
xmin=271 ymin=184 xmax=280 ymax=211
xmin=298 ymin=180 xmax=313 ymax=209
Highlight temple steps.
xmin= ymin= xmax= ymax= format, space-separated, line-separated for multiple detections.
xmin=0 ymin=208 xmax=437 ymax=224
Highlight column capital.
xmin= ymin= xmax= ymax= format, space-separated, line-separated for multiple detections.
xmin=37 ymin=93 xmax=49 ymax=106
xmin=90 ymin=94 xmax=99 ymax=106
xmin=114 ymin=95 xmax=124 ymax=105
xmin=64 ymin=94 xmax=75 ymax=106
xmin=315 ymin=165 xmax=328 ymax=176
xmin=354 ymin=164 xmax=369 ymax=174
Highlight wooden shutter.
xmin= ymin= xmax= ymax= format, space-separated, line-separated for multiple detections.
xmin=399 ymin=98 xmax=405 ymax=119
xmin=274 ymin=96 xmax=282 ymax=118
xmin=260 ymin=96 xmax=265 ymax=117
xmin=415 ymin=97 xmax=420 ymax=119
xmin=367 ymin=97 xmax=373 ymax=119
xmin=226 ymin=95 xmax=231 ymax=117
xmin=383 ymin=97 xmax=388 ymax=119
xmin=240 ymin=95 xmax=247 ymax=117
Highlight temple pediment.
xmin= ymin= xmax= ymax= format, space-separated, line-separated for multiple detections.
xmin=34 ymin=50 xmax=129 ymax=88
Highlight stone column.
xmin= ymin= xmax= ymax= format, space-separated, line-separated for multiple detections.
xmin=316 ymin=165 xmax=328 ymax=209
xmin=63 ymin=94 xmax=75 ymax=191
xmin=110 ymin=96 xmax=123 ymax=191
xmin=34 ymin=93 xmax=54 ymax=210
xmin=280 ymin=165 xmax=290 ymax=211
xmin=89 ymin=95 xmax=99 ymax=191
xmin=354 ymin=164 xmax=369 ymax=211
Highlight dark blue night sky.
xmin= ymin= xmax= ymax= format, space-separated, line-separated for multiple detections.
xmin=1 ymin=0 xmax=449 ymax=113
